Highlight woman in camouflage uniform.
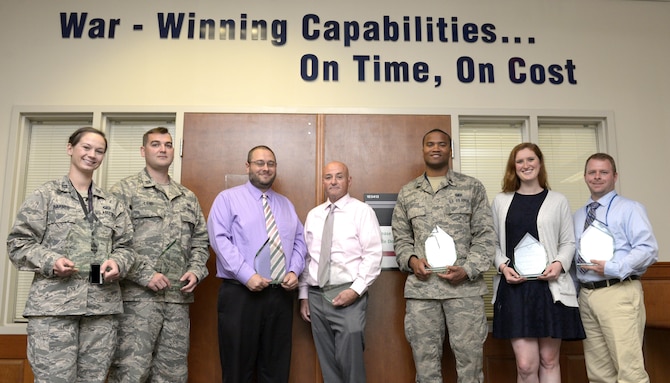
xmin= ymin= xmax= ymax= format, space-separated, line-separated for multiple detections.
xmin=7 ymin=127 xmax=134 ymax=383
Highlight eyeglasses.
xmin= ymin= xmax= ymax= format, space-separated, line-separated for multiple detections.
xmin=249 ymin=160 xmax=277 ymax=168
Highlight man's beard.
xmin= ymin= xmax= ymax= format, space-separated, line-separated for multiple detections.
xmin=249 ymin=172 xmax=276 ymax=189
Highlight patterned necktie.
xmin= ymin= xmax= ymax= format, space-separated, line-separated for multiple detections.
xmin=263 ymin=194 xmax=285 ymax=281
xmin=583 ymin=201 xmax=600 ymax=231
xmin=317 ymin=204 xmax=335 ymax=287
xmin=577 ymin=201 xmax=600 ymax=271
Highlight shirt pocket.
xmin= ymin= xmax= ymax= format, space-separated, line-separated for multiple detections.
xmin=44 ymin=216 xmax=79 ymax=254
xmin=407 ymin=206 xmax=432 ymax=237
xmin=130 ymin=205 xmax=163 ymax=243
xmin=444 ymin=203 xmax=472 ymax=225
xmin=407 ymin=206 xmax=427 ymax=223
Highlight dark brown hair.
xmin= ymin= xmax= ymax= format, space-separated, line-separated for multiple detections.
xmin=142 ymin=127 xmax=170 ymax=146
xmin=247 ymin=145 xmax=276 ymax=163
xmin=68 ymin=127 xmax=107 ymax=153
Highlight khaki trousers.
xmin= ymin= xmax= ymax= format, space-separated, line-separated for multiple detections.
xmin=578 ymin=279 xmax=649 ymax=383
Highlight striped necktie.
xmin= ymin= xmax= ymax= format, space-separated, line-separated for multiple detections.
xmin=263 ymin=194 xmax=285 ymax=281
xmin=317 ymin=204 xmax=335 ymax=287
xmin=577 ymin=201 xmax=600 ymax=271
xmin=583 ymin=202 xmax=600 ymax=231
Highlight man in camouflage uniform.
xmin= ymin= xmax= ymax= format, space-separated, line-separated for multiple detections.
xmin=392 ymin=129 xmax=495 ymax=383
xmin=108 ymin=127 xmax=209 ymax=383
xmin=7 ymin=127 xmax=134 ymax=383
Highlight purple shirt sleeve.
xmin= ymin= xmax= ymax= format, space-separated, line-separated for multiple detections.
xmin=207 ymin=182 xmax=306 ymax=284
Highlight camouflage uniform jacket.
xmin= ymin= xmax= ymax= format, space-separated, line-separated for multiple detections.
xmin=392 ymin=170 xmax=495 ymax=299
xmin=109 ymin=169 xmax=209 ymax=304
xmin=7 ymin=176 xmax=134 ymax=317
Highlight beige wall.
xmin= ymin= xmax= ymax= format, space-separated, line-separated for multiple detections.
xmin=1 ymin=0 xmax=669 ymax=332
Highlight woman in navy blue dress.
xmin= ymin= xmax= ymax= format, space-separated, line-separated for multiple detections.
xmin=491 ymin=143 xmax=585 ymax=383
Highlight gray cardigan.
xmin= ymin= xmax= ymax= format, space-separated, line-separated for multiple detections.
xmin=491 ymin=190 xmax=579 ymax=307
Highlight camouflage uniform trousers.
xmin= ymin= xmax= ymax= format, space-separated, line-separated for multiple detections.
xmin=405 ymin=296 xmax=488 ymax=383
xmin=26 ymin=315 xmax=118 ymax=383
xmin=108 ymin=300 xmax=190 ymax=383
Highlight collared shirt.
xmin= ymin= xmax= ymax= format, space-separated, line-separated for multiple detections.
xmin=573 ymin=190 xmax=658 ymax=282
xmin=207 ymin=181 xmax=306 ymax=284
xmin=7 ymin=176 xmax=134 ymax=316
xmin=298 ymin=193 xmax=383 ymax=299
xmin=392 ymin=170 xmax=495 ymax=299
xmin=109 ymin=168 xmax=210 ymax=303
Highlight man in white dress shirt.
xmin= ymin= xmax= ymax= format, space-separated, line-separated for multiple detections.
xmin=299 ymin=161 xmax=383 ymax=383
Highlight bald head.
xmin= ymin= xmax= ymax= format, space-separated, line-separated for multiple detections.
xmin=322 ymin=161 xmax=351 ymax=203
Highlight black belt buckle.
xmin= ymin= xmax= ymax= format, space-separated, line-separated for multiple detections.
xmin=267 ymin=282 xmax=282 ymax=289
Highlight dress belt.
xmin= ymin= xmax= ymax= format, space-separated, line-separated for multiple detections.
xmin=222 ymin=278 xmax=282 ymax=288
xmin=580 ymin=275 xmax=640 ymax=290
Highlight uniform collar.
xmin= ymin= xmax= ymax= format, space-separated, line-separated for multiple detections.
xmin=417 ymin=169 xmax=453 ymax=191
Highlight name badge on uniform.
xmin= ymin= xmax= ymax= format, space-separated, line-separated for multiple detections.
xmin=425 ymin=225 xmax=457 ymax=272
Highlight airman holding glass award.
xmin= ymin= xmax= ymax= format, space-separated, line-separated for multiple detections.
xmin=108 ymin=128 xmax=210 ymax=383
xmin=65 ymin=197 xmax=106 ymax=284
xmin=154 ymin=238 xmax=189 ymax=294
xmin=8 ymin=128 xmax=133 ymax=382
xmin=425 ymin=225 xmax=457 ymax=272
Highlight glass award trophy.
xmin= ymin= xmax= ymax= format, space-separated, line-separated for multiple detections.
xmin=253 ymin=237 xmax=281 ymax=284
xmin=66 ymin=217 xmax=98 ymax=277
xmin=425 ymin=225 xmax=457 ymax=272
xmin=513 ymin=233 xmax=548 ymax=279
xmin=578 ymin=220 xmax=614 ymax=266
xmin=155 ymin=239 xmax=187 ymax=292
xmin=322 ymin=283 xmax=351 ymax=304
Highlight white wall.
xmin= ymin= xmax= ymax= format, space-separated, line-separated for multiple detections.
xmin=1 ymin=0 xmax=668 ymax=331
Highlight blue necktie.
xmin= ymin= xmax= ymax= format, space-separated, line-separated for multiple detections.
xmin=583 ymin=201 xmax=600 ymax=231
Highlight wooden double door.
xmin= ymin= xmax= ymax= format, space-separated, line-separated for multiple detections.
xmin=180 ymin=112 xmax=590 ymax=383
xmin=182 ymin=113 xmax=450 ymax=382
xmin=0 ymin=112 xmax=598 ymax=382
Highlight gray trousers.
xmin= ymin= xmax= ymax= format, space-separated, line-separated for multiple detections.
xmin=308 ymin=288 xmax=368 ymax=383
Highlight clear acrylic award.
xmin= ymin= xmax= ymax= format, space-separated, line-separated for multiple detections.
xmin=578 ymin=220 xmax=614 ymax=266
xmin=513 ymin=233 xmax=548 ymax=279
xmin=425 ymin=226 xmax=457 ymax=272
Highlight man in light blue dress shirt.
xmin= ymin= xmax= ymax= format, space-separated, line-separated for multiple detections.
xmin=574 ymin=153 xmax=658 ymax=383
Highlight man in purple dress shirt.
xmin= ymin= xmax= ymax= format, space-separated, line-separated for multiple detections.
xmin=207 ymin=145 xmax=307 ymax=383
